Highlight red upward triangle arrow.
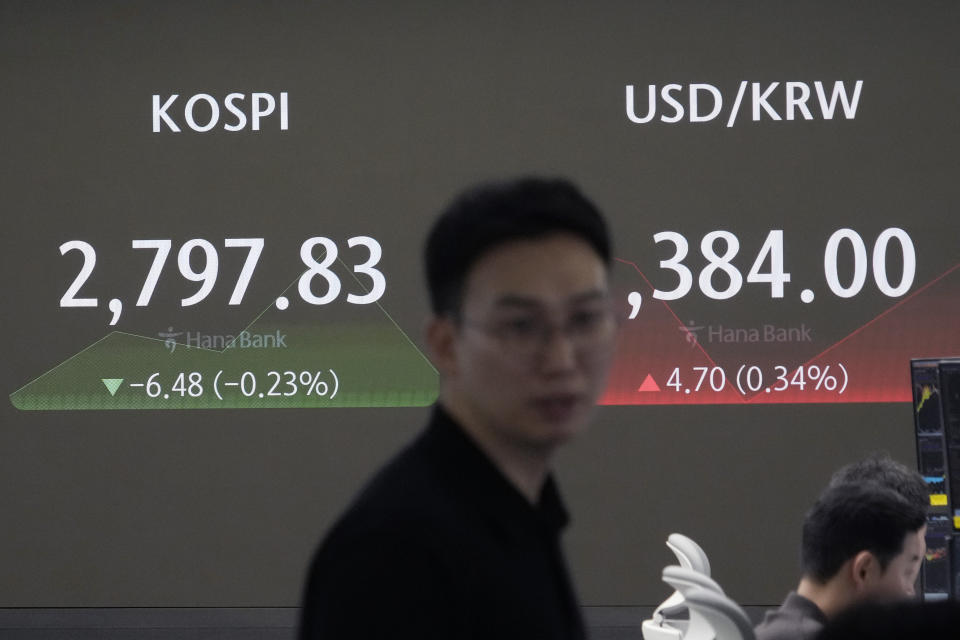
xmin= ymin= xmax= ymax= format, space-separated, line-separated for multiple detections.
xmin=637 ymin=374 xmax=661 ymax=392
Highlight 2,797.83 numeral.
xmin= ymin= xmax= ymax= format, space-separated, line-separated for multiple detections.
xmin=59 ymin=236 xmax=385 ymax=316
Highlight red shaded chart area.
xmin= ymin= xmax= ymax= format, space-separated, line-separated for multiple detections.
xmin=601 ymin=260 xmax=960 ymax=406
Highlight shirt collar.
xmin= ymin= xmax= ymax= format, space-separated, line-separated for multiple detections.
xmin=784 ymin=591 xmax=829 ymax=626
xmin=422 ymin=404 xmax=570 ymax=536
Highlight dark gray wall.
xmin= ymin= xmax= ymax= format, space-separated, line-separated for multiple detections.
xmin=2 ymin=1 xmax=958 ymax=608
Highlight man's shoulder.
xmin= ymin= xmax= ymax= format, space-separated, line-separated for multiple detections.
xmin=298 ymin=432 xmax=468 ymax=640
xmin=754 ymin=592 xmax=827 ymax=640
xmin=319 ymin=428 xmax=470 ymax=552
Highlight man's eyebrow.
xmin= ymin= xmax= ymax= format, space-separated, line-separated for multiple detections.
xmin=492 ymin=295 xmax=540 ymax=310
xmin=569 ymin=289 xmax=611 ymax=304
xmin=492 ymin=289 xmax=610 ymax=309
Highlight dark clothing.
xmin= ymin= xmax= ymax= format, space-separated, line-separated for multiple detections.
xmin=754 ymin=591 xmax=828 ymax=640
xmin=298 ymin=405 xmax=585 ymax=640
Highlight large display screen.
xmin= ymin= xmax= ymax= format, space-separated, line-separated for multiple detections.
xmin=3 ymin=1 xmax=958 ymax=607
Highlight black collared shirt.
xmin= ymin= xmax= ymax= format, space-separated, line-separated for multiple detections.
xmin=299 ymin=405 xmax=585 ymax=639
xmin=754 ymin=591 xmax=829 ymax=640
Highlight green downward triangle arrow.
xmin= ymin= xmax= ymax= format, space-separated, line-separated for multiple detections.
xmin=101 ymin=378 xmax=124 ymax=396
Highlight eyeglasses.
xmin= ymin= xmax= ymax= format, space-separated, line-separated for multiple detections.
xmin=459 ymin=307 xmax=618 ymax=360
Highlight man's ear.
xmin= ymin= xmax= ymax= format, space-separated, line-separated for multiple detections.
xmin=426 ymin=315 xmax=458 ymax=376
xmin=850 ymin=551 xmax=879 ymax=591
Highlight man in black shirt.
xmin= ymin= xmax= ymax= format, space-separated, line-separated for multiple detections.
xmin=299 ymin=177 xmax=618 ymax=639
xmin=755 ymin=456 xmax=928 ymax=640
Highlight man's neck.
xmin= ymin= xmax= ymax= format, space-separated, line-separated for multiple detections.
xmin=796 ymin=576 xmax=854 ymax=620
xmin=439 ymin=399 xmax=552 ymax=503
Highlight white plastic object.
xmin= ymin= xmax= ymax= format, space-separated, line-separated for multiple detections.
xmin=683 ymin=586 xmax=755 ymax=640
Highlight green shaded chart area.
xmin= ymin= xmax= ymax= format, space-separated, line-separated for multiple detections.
xmin=10 ymin=322 xmax=438 ymax=410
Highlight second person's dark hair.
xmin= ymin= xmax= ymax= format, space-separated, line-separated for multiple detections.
xmin=800 ymin=482 xmax=926 ymax=583
xmin=828 ymin=453 xmax=928 ymax=511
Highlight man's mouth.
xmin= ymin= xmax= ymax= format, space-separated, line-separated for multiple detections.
xmin=533 ymin=394 xmax=582 ymax=422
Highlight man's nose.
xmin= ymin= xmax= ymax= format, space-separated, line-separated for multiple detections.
xmin=538 ymin=326 xmax=578 ymax=371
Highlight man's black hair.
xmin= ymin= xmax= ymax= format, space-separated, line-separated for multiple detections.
xmin=424 ymin=176 xmax=611 ymax=316
xmin=828 ymin=453 xmax=929 ymax=510
xmin=800 ymin=482 xmax=926 ymax=583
